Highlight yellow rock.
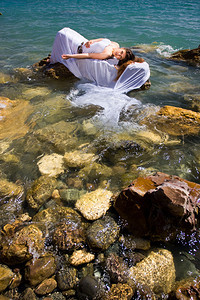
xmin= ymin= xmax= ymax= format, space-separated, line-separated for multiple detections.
xmin=69 ymin=249 xmax=95 ymax=266
xmin=22 ymin=86 xmax=51 ymax=100
xmin=141 ymin=105 xmax=200 ymax=136
xmin=128 ymin=249 xmax=175 ymax=295
xmin=0 ymin=72 xmax=15 ymax=84
xmin=0 ymin=97 xmax=33 ymax=140
xmin=76 ymin=188 xmax=113 ymax=220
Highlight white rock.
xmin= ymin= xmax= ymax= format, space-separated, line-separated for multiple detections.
xmin=37 ymin=153 xmax=65 ymax=177
xmin=69 ymin=249 xmax=95 ymax=266
xmin=75 ymin=188 xmax=112 ymax=220
xmin=64 ymin=150 xmax=98 ymax=168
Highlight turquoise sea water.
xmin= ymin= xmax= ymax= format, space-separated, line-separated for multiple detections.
xmin=0 ymin=0 xmax=200 ymax=293
xmin=1 ymin=0 xmax=200 ymax=69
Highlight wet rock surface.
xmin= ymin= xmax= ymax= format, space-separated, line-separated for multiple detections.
xmin=75 ymin=188 xmax=113 ymax=220
xmin=86 ymin=216 xmax=120 ymax=251
xmin=114 ymin=172 xmax=200 ymax=241
xmin=24 ymin=254 xmax=56 ymax=286
xmin=26 ymin=175 xmax=57 ymax=211
xmin=170 ymin=46 xmax=200 ymax=67
xmin=141 ymin=105 xmax=200 ymax=136
xmin=0 ymin=171 xmax=199 ymax=298
xmin=32 ymin=56 xmax=77 ymax=81
xmin=128 ymin=249 xmax=176 ymax=295
xmin=0 ymin=224 xmax=44 ymax=265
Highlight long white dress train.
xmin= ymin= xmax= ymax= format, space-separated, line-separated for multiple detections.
xmin=50 ymin=28 xmax=150 ymax=93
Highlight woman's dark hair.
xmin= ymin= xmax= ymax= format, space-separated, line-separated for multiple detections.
xmin=117 ymin=48 xmax=135 ymax=66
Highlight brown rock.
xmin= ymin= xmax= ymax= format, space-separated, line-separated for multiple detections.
xmin=171 ymin=277 xmax=200 ymax=299
xmin=26 ymin=175 xmax=57 ymax=211
xmin=105 ymin=253 xmax=128 ymax=283
xmin=0 ymin=97 xmax=33 ymax=140
xmin=56 ymin=266 xmax=78 ymax=291
xmin=105 ymin=283 xmax=134 ymax=300
xmin=170 ymin=47 xmax=200 ymax=67
xmin=69 ymin=249 xmax=95 ymax=266
xmin=75 ymin=188 xmax=113 ymax=220
xmin=0 ymin=224 xmax=44 ymax=265
xmin=53 ymin=220 xmax=85 ymax=251
xmin=141 ymin=105 xmax=200 ymax=136
xmin=20 ymin=287 xmax=37 ymax=300
xmin=86 ymin=216 xmax=120 ymax=251
xmin=114 ymin=172 xmax=200 ymax=240
xmin=32 ymin=56 xmax=77 ymax=81
xmin=0 ymin=264 xmax=14 ymax=292
xmin=25 ymin=254 xmax=56 ymax=286
xmin=35 ymin=278 xmax=57 ymax=295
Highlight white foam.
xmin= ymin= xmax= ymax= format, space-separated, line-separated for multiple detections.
xmin=156 ymin=43 xmax=180 ymax=57
xmin=67 ymin=83 xmax=142 ymax=128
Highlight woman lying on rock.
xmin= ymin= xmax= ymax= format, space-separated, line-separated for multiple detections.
xmin=50 ymin=28 xmax=150 ymax=93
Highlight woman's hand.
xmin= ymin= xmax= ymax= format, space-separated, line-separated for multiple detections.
xmin=62 ymin=54 xmax=70 ymax=60
xmin=84 ymin=40 xmax=93 ymax=48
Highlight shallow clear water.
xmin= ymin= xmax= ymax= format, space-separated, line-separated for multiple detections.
xmin=0 ymin=0 xmax=200 ymax=293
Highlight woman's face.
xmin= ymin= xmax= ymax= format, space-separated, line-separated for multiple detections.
xmin=113 ymin=48 xmax=126 ymax=60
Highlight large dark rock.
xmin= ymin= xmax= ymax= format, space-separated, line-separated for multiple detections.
xmin=32 ymin=55 xmax=77 ymax=80
xmin=170 ymin=46 xmax=200 ymax=67
xmin=114 ymin=172 xmax=200 ymax=241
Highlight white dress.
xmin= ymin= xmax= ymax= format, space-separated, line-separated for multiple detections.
xmin=81 ymin=39 xmax=111 ymax=53
xmin=50 ymin=28 xmax=150 ymax=93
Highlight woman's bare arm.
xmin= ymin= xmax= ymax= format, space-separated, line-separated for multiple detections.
xmin=62 ymin=46 xmax=113 ymax=60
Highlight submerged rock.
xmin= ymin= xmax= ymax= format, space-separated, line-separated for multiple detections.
xmin=170 ymin=46 xmax=200 ymax=67
xmin=34 ymin=120 xmax=79 ymax=153
xmin=78 ymin=162 xmax=113 ymax=182
xmin=35 ymin=277 xmax=57 ymax=295
xmin=86 ymin=216 xmax=120 ymax=251
xmin=52 ymin=219 xmax=86 ymax=251
xmin=141 ymin=105 xmax=200 ymax=136
xmin=26 ymin=175 xmax=57 ymax=211
xmin=128 ymin=249 xmax=175 ymax=295
xmin=64 ymin=150 xmax=98 ymax=168
xmin=24 ymin=254 xmax=56 ymax=286
xmin=56 ymin=266 xmax=78 ymax=291
xmin=69 ymin=249 xmax=95 ymax=266
xmin=0 ymin=178 xmax=25 ymax=227
xmin=184 ymin=93 xmax=200 ymax=112
xmin=77 ymin=275 xmax=105 ymax=300
xmin=114 ymin=172 xmax=200 ymax=241
xmin=170 ymin=277 xmax=200 ymax=299
xmin=75 ymin=188 xmax=113 ymax=220
xmin=37 ymin=153 xmax=65 ymax=177
xmin=0 ymin=96 xmax=33 ymax=140
xmin=105 ymin=252 xmax=128 ymax=283
xmin=0 ymin=264 xmax=15 ymax=292
xmin=105 ymin=283 xmax=134 ymax=300
xmin=0 ymin=224 xmax=44 ymax=265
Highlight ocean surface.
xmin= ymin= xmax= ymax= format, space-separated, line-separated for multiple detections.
xmin=0 ymin=0 xmax=200 ymax=293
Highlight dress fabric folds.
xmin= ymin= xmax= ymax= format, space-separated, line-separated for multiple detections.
xmin=50 ymin=28 xmax=150 ymax=93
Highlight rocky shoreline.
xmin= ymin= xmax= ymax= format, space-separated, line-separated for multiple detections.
xmin=0 ymin=170 xmax=200 ymax=299
xmin=0 ymin=47 xmax=200 ymax=299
